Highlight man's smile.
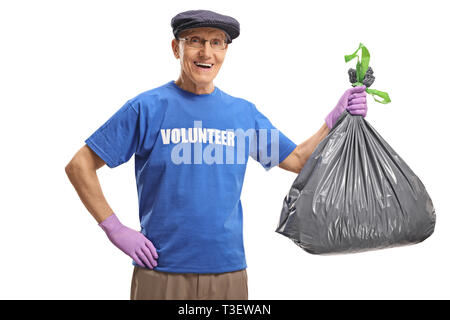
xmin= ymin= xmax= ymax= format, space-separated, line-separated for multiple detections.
xmin=194 ymin=61 xmax=214 ymax=69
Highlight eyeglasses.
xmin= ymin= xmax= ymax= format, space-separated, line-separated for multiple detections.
xmin=178 ymin=36 xmax=228 ymax=51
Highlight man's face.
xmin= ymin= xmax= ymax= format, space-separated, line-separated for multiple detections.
xmin=172 ymin=27 xmax=228 ymax=87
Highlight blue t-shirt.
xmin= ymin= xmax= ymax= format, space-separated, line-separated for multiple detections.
xmin=85 ymin=80 xmax=297 ymax=273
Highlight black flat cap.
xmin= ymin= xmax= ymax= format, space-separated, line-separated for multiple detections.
xmin=171 ymin=10 xmax=240 ymax=44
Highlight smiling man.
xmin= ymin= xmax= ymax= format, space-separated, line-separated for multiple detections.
xmin=173 ymin=27 xmax=227 ymax=93
xmin=65 ymin=9 xmax=367 ymax=300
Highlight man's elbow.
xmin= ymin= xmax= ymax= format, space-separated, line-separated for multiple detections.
xmin=293 ymin=166 xmax=302 ymax=174
xmin=65 ymin=160 xmax=81 ymax=177
xmin=65 ymin=145 xmax=106 ymax=174
xmin=291 ymin=162 xmax=303 ymax=175
xmin=279 ymin=145 xmax=304 ymax=174
xmin=281 ymin=163 xmax=302 ymax=174
xmin=65 ymin=154 xmax=89 ymax=177
xmin=291 ymin=145 xmax=305 ymax=174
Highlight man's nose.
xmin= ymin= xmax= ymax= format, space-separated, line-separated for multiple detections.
xmin=199 ymin=41 xmax=213 ymax=58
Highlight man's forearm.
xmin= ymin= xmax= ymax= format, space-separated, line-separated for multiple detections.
xmin=279 ymin=122 xmax=330 ymax=174
xmin=65 ymin=165 xmax=114 ymax=224
xmin=296 ymin=122 xmax=330 ymax=169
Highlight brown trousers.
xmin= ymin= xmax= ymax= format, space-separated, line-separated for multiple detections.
xmin=130 ymin=266 xmax=248 ymax=300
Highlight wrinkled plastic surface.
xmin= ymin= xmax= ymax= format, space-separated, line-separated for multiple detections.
xmin=276 ymin=111 xmax=436 ymax=254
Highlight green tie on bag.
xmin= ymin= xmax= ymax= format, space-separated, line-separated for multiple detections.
xmin=345 ymin=43 xmax=391 ymax=104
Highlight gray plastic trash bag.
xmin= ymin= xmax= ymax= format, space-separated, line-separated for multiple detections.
xmin=276 ymin=111 xmax=436 ymax=254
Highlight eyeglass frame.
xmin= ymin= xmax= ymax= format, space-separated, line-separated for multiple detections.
xmin=177 ymin=36 xmax=228 ymax=51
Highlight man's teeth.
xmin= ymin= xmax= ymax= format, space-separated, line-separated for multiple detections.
xmin=194 ymin=62 xmax=213 ymax=68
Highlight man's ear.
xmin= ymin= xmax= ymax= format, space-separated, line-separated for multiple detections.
xmin=171 ymin=39 xmax=179 ymax=59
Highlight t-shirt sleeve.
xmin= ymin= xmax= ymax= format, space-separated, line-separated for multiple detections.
xmin=250 ymin=103 xmax=297 ymax=171
xmin=85 ymin=101 xmax=140 ymax=168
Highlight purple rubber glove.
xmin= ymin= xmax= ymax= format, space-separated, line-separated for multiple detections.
xmin=99 ymin=213 xmax=158 ymax=269
xmin=325 ymin=86 xmax=367 ymax=129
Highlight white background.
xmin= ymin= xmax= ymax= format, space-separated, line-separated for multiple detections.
xmin=1 ymin=0 xmax=449 ymax=299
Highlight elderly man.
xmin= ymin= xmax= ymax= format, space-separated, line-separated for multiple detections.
xmin=65 ymin=9 xmax=367 ymax=300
